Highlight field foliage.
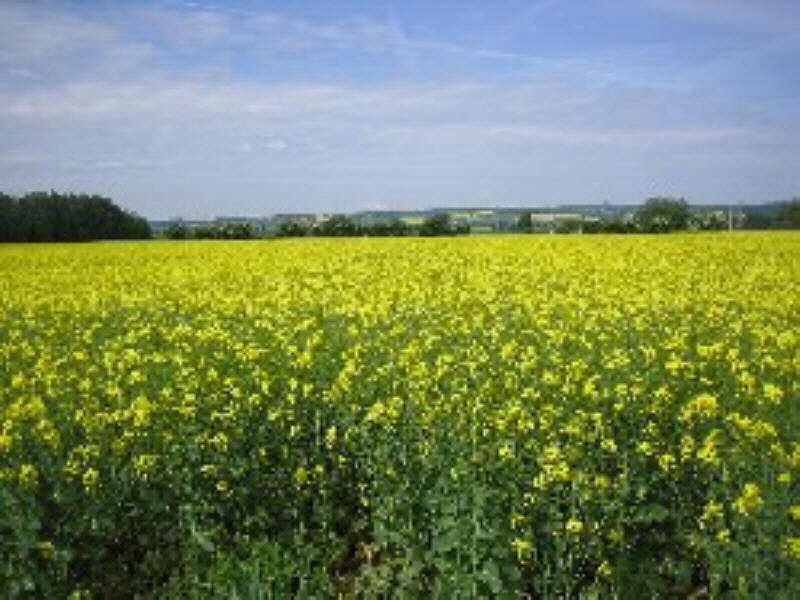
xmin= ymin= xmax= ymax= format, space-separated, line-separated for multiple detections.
xmin=1 ymin=234 xmax=800 ymax=598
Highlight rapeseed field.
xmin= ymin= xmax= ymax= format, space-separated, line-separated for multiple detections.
xmin=1 ymin=233 xmax=799 ymax=598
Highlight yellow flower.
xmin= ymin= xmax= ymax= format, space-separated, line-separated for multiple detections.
xmin=597 ymin=560 xmax=613 ymax=578
xmin=498 ymin=443 xmax=514 ymax=461
xmin=636 ymin=441 xmax=654 ymax=456
xmin=601 ymin=438 xmax=617 ymax=453
xmin=130 ymin=394 xmax=153 ymax=427
xmin=658 ymin=453 xmax=675 ymax=472
xmin=18 ymin=464 xmax=38 ymax=488
xmin=763 ymin=383 xmax=783 ymax=404
xmin=294 ymin=466 xmax=308 ymax=484
xmin=680 ymin=435 xmax=695 ymax=461
xmin=607 ymin=527 xmax=624 ymax=544
xmin=565 ymin=518 xmax=583 ymax=536
xmin=36 ymin=541 xmax=55 ymax=559
xmin=783 ymin=537 xmax=800 ymax=559
xmin=696 ymin=430 xmax=723 ymax=466
xmin=699 ymin=499 xmax=724 ymax=527
xmin=209 ymin=432 xmax=229 ymax=452
xmin=82 ymin=468 xmax=99 ymax=491
xmin=511 ymin=538 xmax=532 ymax=562
xmin=133 ymin=454 xmax=158 ymax=479
xmin=681 ymin=393 xmax=718 ymax=421
xmin=594 ymin=475 xmax=611 ymax=490
xmin=716 ymin=529 xmax=731 ymax=545
xmin=4 ymin=230 xmax=800 ymax=590
xmin=733 ymin=483 xmax=763 ymax=515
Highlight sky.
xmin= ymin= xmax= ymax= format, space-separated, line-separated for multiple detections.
xmin=1 ymin=0 xmax=799 ymax=219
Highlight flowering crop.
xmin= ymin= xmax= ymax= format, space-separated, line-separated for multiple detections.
xmin=1 ymin=233 xmax=799 ymax=598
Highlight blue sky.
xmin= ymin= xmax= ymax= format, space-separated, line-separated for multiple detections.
xmin=1 ymin=0 xmax=798 ymax=219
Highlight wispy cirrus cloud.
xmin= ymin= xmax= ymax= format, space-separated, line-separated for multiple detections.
xmin=1 ymin=0 xmax=799 ymax=217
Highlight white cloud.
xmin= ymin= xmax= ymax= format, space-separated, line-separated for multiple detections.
xmin=1 ymin=1 xmax=798 ymax=217
xmin=0 ymin=3 xmax=158 ymax=86
xmin=263 ymin=138 xmax=289 ymax=151
xmin=0 ymin=4 xmax=116 ymax=63
xmin=2 ymin=76 xmax=786 ymax=166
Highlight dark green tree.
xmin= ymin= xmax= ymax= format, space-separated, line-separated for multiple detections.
xmin=360 ymin=218 xmax=410 ymax=236
xmin=517 ymin=212 xmax=533 ymax=232
xmin=776 ymin=198 xmax=800 ymax=229
xmin=742 ymin=209 xmax=776 ymax=230
xmin=276 ymin=221 xmax=309 ymax=237
xmin=0 ymin=191 xmax=151 ymax=242
xmin=313 ymin=215 xmax=358 ymax=237
xmin=0 ymin=192 xmax=21 ymax=241
xmin=419 ymin=212 xmax=453 ymax=236
xmin=634 ymin=197 xmax=691 ymax=233
xmin=166 ymin=224 xmax=189 ymax=239
xmin=388 ymin=218 xmax=409 ymax=236
xmin=554 ymin=218 xmax=583 ymax=234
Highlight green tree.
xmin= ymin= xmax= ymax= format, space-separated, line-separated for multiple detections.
xmin=166 ymin=224 xmax=189 ymax=239
xmin=276 ymin=221 xmax=309 ymax=237
xmin=776 ymin=198 xmax=800 ymax=229
xmin=0 ymin=191 xmax=151 ymax=242
xmin=361 ymin=218 xmax=410 ymax=236
xmin=634 ymin=197 xmax=691 ymax=233
xmin=388 ymin=217 xmax=409 ymax=236
xmin=313 ymin=215 xmax=358 ymax=237
xmin=419 ymin=213 xmax=452 ymax=236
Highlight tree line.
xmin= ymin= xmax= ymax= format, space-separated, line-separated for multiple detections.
xmin=517 ymin=197 xmax=800 ymax=234
xmin=272 ymin=213 xmax=469 ymax=237
xmin=165 ymin=222 xmax=257 ymax=240
xmin=737 ymin=199 xmax=800 ymax=230
xmin=4 ymin=192 xmax=798 ymax=243
xmin=165 ymin=213 xmax=471 ymax=239
xmin=278 ymin=213 xmax=470 ymax=237
xmin=0 ymin=191 xmax=151 ymax=242
xmin=274 ymin=215 xmax=413 ymax=238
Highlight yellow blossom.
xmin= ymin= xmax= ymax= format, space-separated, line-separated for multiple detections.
xmin=565 ymin=518 xmax=584 ymax=536
xmin=511 ymin=538 xmax=532 ymax=562
xmin=82 ymin=468 xmax=99 ymax=491
xmin=733 ymin=483 xmax=764 ymax=515
xmin=19 ymin=464 xmax=38 ymax=488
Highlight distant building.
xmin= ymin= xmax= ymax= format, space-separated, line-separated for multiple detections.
xmin=271 ymin=213 xmax=334 ymax=226
xmin=148 ymin=219 xmax=207 ymax=234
